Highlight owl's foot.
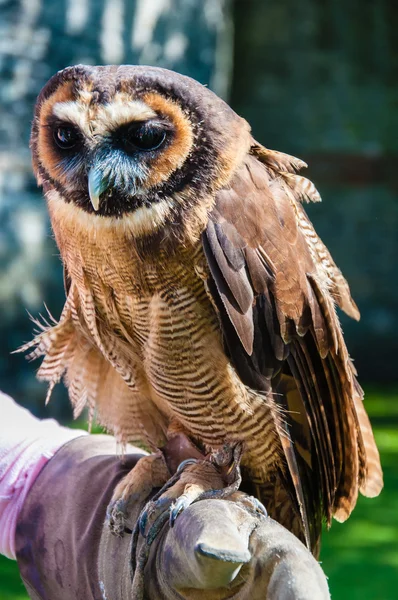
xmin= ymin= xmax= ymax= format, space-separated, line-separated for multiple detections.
xmin=107 ymin=431 xmax=205 ymax=537
xmin=167 ymin=443 xmax=269 ymax=524
xmin=136 ymin=441 xmax=245 ymax=534
xmin=129 ymin=456 xmax=226 ymax=597
xmin=167 ymin=441 xmax=245 ymax=525
xmin=129 ymin=441 xmax=268 ymax=598
xmin=107 ymin=452 xmax=170 ymax=537
xmin=139 ymin=457 xmax=226 ymax=535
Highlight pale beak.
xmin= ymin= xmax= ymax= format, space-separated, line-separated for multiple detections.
xmin=88 ymin=166 xmax=109 ymax=212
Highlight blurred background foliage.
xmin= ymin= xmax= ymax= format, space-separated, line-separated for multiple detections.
xmin=0 ymin=0 xmax=397 ymax=598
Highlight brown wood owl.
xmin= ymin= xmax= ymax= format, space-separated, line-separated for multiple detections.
xmin=25 ymin=64 xmax=382 ymax=554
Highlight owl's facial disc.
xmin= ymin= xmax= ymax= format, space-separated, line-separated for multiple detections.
xmin=33 ymin=66 xmax=252 ymax=227
xmin=36 ymin=89 xmax=197 ymax=218
xmin=86 ymin=119 xmax=171 ymax=212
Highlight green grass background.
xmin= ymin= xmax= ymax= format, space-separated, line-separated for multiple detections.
xmin=0 ymin=387 xmax=397 ymax=599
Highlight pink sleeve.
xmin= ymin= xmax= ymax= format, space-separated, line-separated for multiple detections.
xmin=0 ymin=391 xmax=87 ymax=560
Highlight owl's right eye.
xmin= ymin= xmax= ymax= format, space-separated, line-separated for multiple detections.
xmin=53 ymin=125 xmax=80 ymax=150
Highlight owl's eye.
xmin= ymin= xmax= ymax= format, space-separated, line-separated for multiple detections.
xmin=53 ymin=125 xmax=79 ymax=150
xmin=122 ymin=122 xmax=167 ymax=153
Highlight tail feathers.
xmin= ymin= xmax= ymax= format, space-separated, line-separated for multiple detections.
xmin=253 ymin=474 xmax=321 ymax=559
xmin=352 ymin=379 xmax=383 ymax=498
xmin=329 ymin=332 xmax=382 ymax=519
xmin=306 ymin=268 xmax=382 ymax=520
xmin=276 ymin=420 xmax=312 ymax=550
xmin=272 ymin=374 xmax=323 ymax=555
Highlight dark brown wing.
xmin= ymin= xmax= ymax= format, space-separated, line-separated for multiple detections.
xmin=202 ymin=142 xmax=382 ymax=553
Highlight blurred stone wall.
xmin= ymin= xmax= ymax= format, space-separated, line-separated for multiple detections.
xmin=232 ymin=0 xmax=398 ymax=383
xmin=0 ymin=0 xmax=231 ymax=416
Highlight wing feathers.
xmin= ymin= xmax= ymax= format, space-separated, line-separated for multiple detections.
xmin=205 ymin=219 xmax=253 ymax=314
xmin=250 ymin=141 xmax=307 ymax=173
xmin=281 ymin=172 xmax=322 ymax=203
xmin=202 ymin=230 xmax=254 ymax=355
xmin=203 ymin=150 xmax=382 ymax=547
xmin=213 ymin=221 xmax=246 ymax=271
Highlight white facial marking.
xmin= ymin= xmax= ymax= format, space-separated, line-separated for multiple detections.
xmin=52 ymin=93 xmax=156 ymax=139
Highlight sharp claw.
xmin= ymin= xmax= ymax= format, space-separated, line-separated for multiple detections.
xmin=177 ymin=458 xmax=199 ymax=472
xmin=139 ymin=511 xmax=148 ymax=537
xmin=236 ymin=495 xmax=267 ymax=517
xmin=169 ymin=498 xmax=185 ymax=527
xmin=139 ymin=495 xmax=173 ymax=537
xmin=252 ymin=497 xmax=267 ymax=517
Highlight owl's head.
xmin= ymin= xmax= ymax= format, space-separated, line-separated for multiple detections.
xmin=31 ymin=65 xmax=251 ymax=238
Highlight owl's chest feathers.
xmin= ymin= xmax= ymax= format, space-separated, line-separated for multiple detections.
xmin=69 ymin=232 xmax=216 ymax=352
xmin=58 ymin=222 xmax=279 ymax=467
xmin=61 ymin=225 xmax=225 ymax=384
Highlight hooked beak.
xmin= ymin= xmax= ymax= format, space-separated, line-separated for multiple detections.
xmin=88 ymin=166 xmax=109 ymax=212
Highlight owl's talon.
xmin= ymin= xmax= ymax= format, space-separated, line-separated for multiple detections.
xmin=139 ymin=510 xmax=148 ymax=537
xmin=169 ymin=496 xmax=189 ymax=527
xmin=130 ymin=447 xmax=246 ymax=596
xmin=139 ymin=495 xmax=172 ymax=538
xmin=177 ymin=457 xmax=199 ymax=472
xmin=252 ymin=497 xmax=267 ymax=516
xmin=240 ymin=495 xmax=267 ymax=517
xmin=224 ymin=490 xmax=268 ymax=518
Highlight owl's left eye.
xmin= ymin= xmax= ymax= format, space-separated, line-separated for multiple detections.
xmin=53 ymin=125 xmax=80 ymax=150
xmin=122 ymin=122 xmax=167 ymax=153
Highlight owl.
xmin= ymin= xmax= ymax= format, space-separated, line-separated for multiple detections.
xmin=25 ymin=64 xmax=382 ymax=554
